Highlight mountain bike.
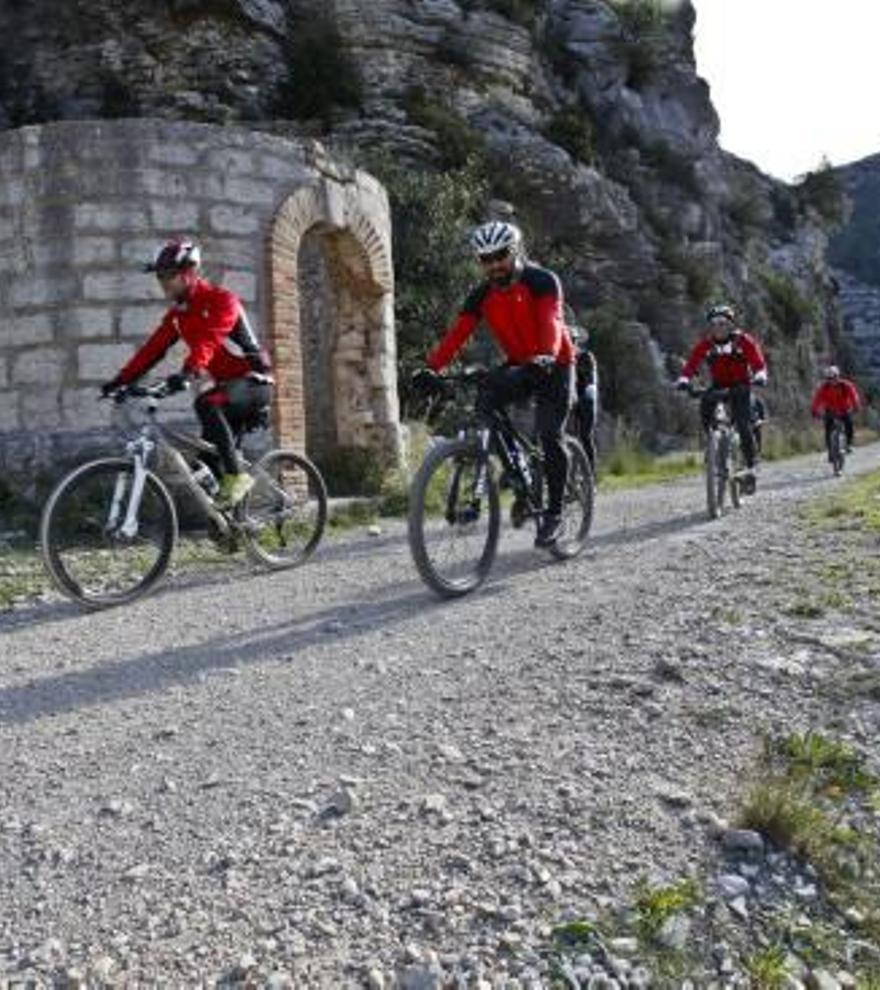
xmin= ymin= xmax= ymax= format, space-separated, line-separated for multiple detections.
xmin=40 ymin=381 xmax=327 ymax=609
xmin=408 ymin=369 xmax=594 ymax=598
xmin=826 ymin=416 xmax=846 ymax=476
xmin=688 ymin=385 xmax=748 ymax=520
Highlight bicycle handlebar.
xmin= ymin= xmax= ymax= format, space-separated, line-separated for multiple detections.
xmin=101 ymin=381 xmax=174 ymax=403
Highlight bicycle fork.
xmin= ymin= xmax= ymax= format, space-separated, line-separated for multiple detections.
xmin=112 ymin=441 xmax=154 ymax=539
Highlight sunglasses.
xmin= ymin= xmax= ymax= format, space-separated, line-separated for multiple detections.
xmin=478 ymin=247 xmax=512 ymax=264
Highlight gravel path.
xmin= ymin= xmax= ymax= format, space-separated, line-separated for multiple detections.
xmin=1 ymin=447 xmax=878 ymax=986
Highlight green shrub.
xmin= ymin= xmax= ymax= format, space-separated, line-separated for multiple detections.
xmin=313 ymin=445 xmax=385 ymax=497
xmin=796 ymin=158 xmax=848 ymax=227
xmin=762 ymin=271 xmax=820 ymax=340
xmin=641 ymin=140 xmax=701 ymax=196
xmin=404 ymin=86 xmax=486 ymax=170
xmin=359 ymin=149 xmax=488 ymax=416
xmin=484 ymin=0 xmax=540 ymax=28
xmin=273 ymin=16 xmax=363 ymax=124
xmin=544 ymin=108 xmax=594 ymax=163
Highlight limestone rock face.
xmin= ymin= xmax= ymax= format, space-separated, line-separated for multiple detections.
xmin=0 ymin=0 xmax=850 ymax=427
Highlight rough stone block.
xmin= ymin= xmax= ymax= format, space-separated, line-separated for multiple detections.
xmin=197 ymin=174 xmax=277 ymax=206
xmin=20 ymin=387 xmax=62 ymax=429
xmin=84 ymin=272 xmax=151 ymax=302
xmin=5 ymin=313 xmax=54 ymax=347
xmin=209 ymin=205 xmax=260 ymax=235
xmin=121 ymin=238 xmax=162 ymax=267
xmin=9 ymin=275 xmax=79 ymax=308
xmin=13 ymin=347 xmax=68 ymax=386
xmin=149 ymin=144 xmax=200 ymax=166
xmin=78 ymin=343 xmax=135 ymax=380
xmin=33 ymin=237 xmax=117 ymax=268
xmin=120 ymin=305 xmax=164 ymax=339
xmin=0 ymin=391 xmax=19 ymax=431
xmin=210 ymin=149 xmax=255 ymax=174
xmin=0 ymin=359 xmax=6 ymax=389
xmin=149 ymin=201 xmax=200 ymax=230
xmin=75 ymin=203 xmax=149 ymax=232
xmin=62 ymin=388 xmax=114 ymax=430
xmin=219 ymin=270 xmax=258 ymax=303
xmin=0 ymin=177 xmax=25 ymax=208
xmin=57 ymin=307 xmax=115 ymax=340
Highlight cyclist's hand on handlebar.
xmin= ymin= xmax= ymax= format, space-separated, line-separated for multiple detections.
xmin=752 ymin=369 xmax=768 ymax=387
xmin=99 ymin=378 xmax=123 ymax=399
xmin=165 ymin=372 xmax=191 ymax=394
xmin=674 ymin=376 xmax=691 ymax=392
xmin=411 ymin=367 xmax=441 ymax=395
xmin=529 ymin=354 xmax=556 ymax=372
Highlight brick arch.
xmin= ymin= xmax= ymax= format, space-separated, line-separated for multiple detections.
xmin=266 ymin=180 xmax=399 ymax=462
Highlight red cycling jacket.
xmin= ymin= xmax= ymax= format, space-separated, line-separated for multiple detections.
xmin=811 ymin=379 xmax=861 ymax=417
xmin=426 ymin=264 xmax=575 ymax=371
xmin=680 ymin=330 xmax=766 ymax=387
xmin=117 ymin=278 xmax=269 ymax=385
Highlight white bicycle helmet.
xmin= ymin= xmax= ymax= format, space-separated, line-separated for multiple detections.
xmin=705 ymin=302 xmax=736 ymax=324
xmin=470 ymin=221 xmax=522 ymax=258
xmin=824 ymin=364 xmax=840 ymax=379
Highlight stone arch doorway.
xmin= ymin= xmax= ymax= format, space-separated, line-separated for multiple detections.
xmin=267 ymin=178 xmax=401 ymax=476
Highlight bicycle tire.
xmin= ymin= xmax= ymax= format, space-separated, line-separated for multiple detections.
xmin=549 ymin=436 xmax=594 ymax=560
xmin=239 ymin=449 xmax=328 ymax=569
xmin=408 ymin=436 xmax=500 ymax=598
xmin=729 ymin=434 xmax=742 ymax=509
xmin=830 ymin=424 xmax=845 ymax=476
xmin=705 ymin=431 xmax=721 ymax=519
xmin=40 ymin=457 xmax=177 ymax=609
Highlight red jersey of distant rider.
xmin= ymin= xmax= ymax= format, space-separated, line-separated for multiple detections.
xmin=116 ymin=278 xmax=259 ymax=385
xmin=811 ymin=378 xmax=861 ymax=418
xmin=426 ymin=264 xmax=575 ymax=371
xmin=680 ymin=328 xmax=767 ymax=387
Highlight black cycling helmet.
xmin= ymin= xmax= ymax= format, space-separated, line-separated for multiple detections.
xmin=144 ymin=239 xmax=202 ymax=274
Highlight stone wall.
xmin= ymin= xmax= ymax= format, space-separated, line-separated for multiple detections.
xmin=0 ymin=119 xmax=400 ymax=498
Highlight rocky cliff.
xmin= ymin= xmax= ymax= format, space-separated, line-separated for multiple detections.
xmin=0 ymin=0 xmax=851 ymax=438
xmin=828 ymin=155 xmax=880 ymax=390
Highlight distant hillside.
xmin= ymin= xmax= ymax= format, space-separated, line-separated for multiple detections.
xmin=829 ymin=154 xmax=880 ymax=287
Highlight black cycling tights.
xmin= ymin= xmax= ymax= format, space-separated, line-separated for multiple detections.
xmin=195 ymin=379 xmax=272 ymax=476
xmin=476 ymin=364 xmax=574 ymax=517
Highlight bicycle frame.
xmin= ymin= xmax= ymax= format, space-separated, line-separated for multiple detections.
xmin=110 ymin=389 xmax=233 ymax=538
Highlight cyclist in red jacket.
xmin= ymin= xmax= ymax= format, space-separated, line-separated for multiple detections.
xmin=419 ymin=221 xmax=576 ymax=548
xmin=675 ymin=302 xmax=767 ymax=494
xmin=811 ymin=365 xmax=861 ymax=457
xmin=101 ymin=240 xmax=273 ymax=507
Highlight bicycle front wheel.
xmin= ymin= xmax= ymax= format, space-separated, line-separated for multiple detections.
xmin=705 ymin=431 xmax=721 ymax=519
xmin=40 ymin=458 xmax=177 ymax=608
xmin=550 ymin=436 xmax=594 ymax=560
xmin=239 ymin=450 xmax=327 ymax=568
xmin=830 ymin=426 xmax=845 ymax=476
xmin=408 ymin=437 xmax=500 ymax=598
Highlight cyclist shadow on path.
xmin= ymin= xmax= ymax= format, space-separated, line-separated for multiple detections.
xmin=0 ymin=577 xmax=515 ymax=727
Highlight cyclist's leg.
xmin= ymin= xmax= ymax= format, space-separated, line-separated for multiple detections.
xmin=823 ymin=412 xmax=835 ymax=459
xmin=195 ymin=388 xmax=241 ymax=476
xmin=700 ymin=390 xmax=718 ymax=437
xmin=842 ymin=412 xmax=854 ymax=450
xmin=535 ymin=365 xmax=574 ymax=518
xmin=475 ymin=364 xmax=531 ymax=421
xmin=730 ymin=385 xmax=756 ymax=468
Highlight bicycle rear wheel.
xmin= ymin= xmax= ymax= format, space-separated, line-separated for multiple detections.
xmin=729 ymin=435 xmax=742 ymax=509
xmin=550 ymin=436 xmax=594 ymax=560
xmin=408 ymin=436 xmax=500 ymax=598
xmin=239 ymin=449 xmax=327 ymax=568
xmin=40 ymin=458 xmax=177 ymax=608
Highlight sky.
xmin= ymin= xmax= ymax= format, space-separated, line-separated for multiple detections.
xmin=691 ymin=0 xmax=880 ymax=182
